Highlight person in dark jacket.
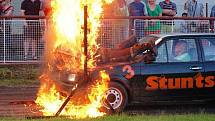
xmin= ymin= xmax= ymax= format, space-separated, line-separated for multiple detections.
xmin=128 ymin=0 xmax=147 ymax=39
xmin=20 ymin=0 xmax=43 ymax=60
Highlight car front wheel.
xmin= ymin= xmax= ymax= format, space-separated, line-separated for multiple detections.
xmin=103 ymin=82 xmax=128 ymax=113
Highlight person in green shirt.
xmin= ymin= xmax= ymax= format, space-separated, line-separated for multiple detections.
xmin=145 ymin=0 xmax=162 ymax=35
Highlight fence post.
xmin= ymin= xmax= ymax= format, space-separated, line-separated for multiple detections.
xmin=206 ymin=1 xmax=208 ymax=17
xmin=3 ymin=18 xmax=6 ymax=64
xmin=172 ymin=20 xmax=174 ymax=32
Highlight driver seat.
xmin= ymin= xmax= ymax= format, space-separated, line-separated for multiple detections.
xmin=188 ymin=48 xmax=198 ymax=61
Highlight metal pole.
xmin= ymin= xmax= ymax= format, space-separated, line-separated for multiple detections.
xmin=3 ymin=19 xmax=5 ymax=63
xmin=55 ymin=89 xmax=77 ymax=116
xmin=84 ymin=6 xmax=88 ymax=81
xmin=206 ymin=2 xmax=208 ymax=17
xmin=171 ymin=20 xmax=174 ymax=32
xmin=55 ymin=5 xmax=88 ymax=116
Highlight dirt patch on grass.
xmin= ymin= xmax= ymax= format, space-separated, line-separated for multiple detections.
xmin=0 ymin=86 xmax=41 ymax=117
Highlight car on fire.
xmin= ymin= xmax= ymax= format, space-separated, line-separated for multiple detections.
xmin=53 ymin=33 xmax=215 ymax=112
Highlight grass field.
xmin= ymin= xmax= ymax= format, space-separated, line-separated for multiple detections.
xmin=1 ymin=114 xmax=215 ymax=121
xmin=0 ymin=79 xmax=39 ymax=86
xmin=0 ymin=65 xmax=40 ymax=86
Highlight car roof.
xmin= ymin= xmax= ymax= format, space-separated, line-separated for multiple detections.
xmin=149 ymin=33 xmax=215 ymax=45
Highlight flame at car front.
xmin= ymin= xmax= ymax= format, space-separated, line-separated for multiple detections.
xmin=35 ymin=0 xmax=113 ymax=119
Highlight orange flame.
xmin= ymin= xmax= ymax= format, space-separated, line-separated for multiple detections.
xmin=36 ymin=71 xmax=110 ymax=118
xmin=35 ymin=0 xmax=113 ymax=119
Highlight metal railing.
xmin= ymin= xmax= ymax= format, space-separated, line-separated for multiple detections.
xmin=98 ymin=16 xmax=215 ymax=48
xmin=133 ymin=19 xmax=210 ymax=40
xmin=0 ymin=16 xmax=45 ymax=64
xmin=0 ymin=16 xmax=214 ymax=64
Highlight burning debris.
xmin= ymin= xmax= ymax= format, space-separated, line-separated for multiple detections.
xmin=35 ymin=0 xmax=113 ymax=119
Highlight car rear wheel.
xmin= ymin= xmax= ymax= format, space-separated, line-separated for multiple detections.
xmin=103 ymin=82 xmax=128 ymax=113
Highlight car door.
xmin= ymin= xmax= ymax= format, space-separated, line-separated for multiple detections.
xmin=198 ymin=36 xmax=215 ymax=99
xmin=131 ymin=36 xmax=205 ymax=102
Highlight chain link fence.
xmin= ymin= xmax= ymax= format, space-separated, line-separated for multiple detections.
xmin=0 ymin=17 xmax=214 ymax=64
xmin=97 ymin=18 xmax=213 ymax=48
xmin=133 ymin=19 xmax=211 ymax=40
xmin=0 ymin=19 xmax=46 ymax=63
xmin=97 ymin=19 xmax=129 ymax=48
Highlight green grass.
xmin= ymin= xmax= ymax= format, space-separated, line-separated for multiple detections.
xmin=0 ymin=65 xmax=40 ymax=86
xmin=0 ymin=79 xmax=39 ymax=86
xmin=1 ymin=114 xmax=215 ymax=121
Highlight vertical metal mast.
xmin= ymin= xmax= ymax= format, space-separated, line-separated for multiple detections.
xmin=55 ymin=4 xmax=88 ymax=116
xmin=84 ymin=5 xmax=88 ymax=82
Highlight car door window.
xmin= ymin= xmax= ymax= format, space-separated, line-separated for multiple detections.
xmin=201 ymin=38 xmax=215 ymax=61
xmin=155 ymin=43 xmax=167 ymax=63
xmin=166 ymin=39 xmax=198 ymax=62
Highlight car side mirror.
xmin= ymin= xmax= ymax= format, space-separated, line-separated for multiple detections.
xmin=131 ymin=46 xmax=157 ymax=64
xmin=143 ymin=52 xmax=157 ymax=64
xmin=130 ymin=39 xmax=157 ymax=64
xmin=143 ymin=43 xmax=157 ymax=64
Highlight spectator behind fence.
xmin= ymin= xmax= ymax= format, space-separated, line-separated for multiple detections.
xmin=145 ymin=0 xmax=162 ymax=35
xmin=1 ymin=0 xmax=13 ymax=16
xmin=0 ymin=0 xmax=13 ymax=59
xmin=210 ymin=5 xmax=215 ymax=32
xmin=128 ymin=0 xmax=147 ymax=39
xmin=180 ymin=13 xmax=188 ymax=33
xmin=0 ymin=0 xmax=2 ymax=32
xmin=102 ymin=0 xmax=129 ymax=48
xmin=0 ymin=0 xmax=2 ymax=13
xmin=21 ymin=0 xmax=43 ymax=60
xmin=159 ymin=0 xmax=176 ymax=17
xmin=0 ymin=0 xmax=13 ymax=34
xmin=185 ymin=0 xmax=204 ymax=17
xmin=42 ymin=0 xmax=52 ymax=17
xmin=159 ymin=0 xmax=177 ymax=33
xmin=210 ymin=5 xmax=215 ymax=18
xmin=185 ymin=0 xmax=209 ymax=33
xmin=113 ymin=0 xmax=129 ymax=47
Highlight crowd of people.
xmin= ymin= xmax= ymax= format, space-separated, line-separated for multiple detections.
xmin=0 ymin=0 xmax=214 ymax=36
xmin=113 ymin=0 xmax=209 ymax=18
xmin=98 ymin=0 xmax=211 ymax=62
xmin=102 ymin=0 xmax=215 ymax=43
xmin=127 ymin=0 xmax=211 ymax=35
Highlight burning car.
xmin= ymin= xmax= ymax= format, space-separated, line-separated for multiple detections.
xmin=34 ymin=0 xmax=215 ymax=117
xmin=51 ymin=33 xmax=215 ymax=113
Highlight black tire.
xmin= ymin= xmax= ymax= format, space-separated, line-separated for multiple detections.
xmin=103 ymin=82 xmax=128 ymax=113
